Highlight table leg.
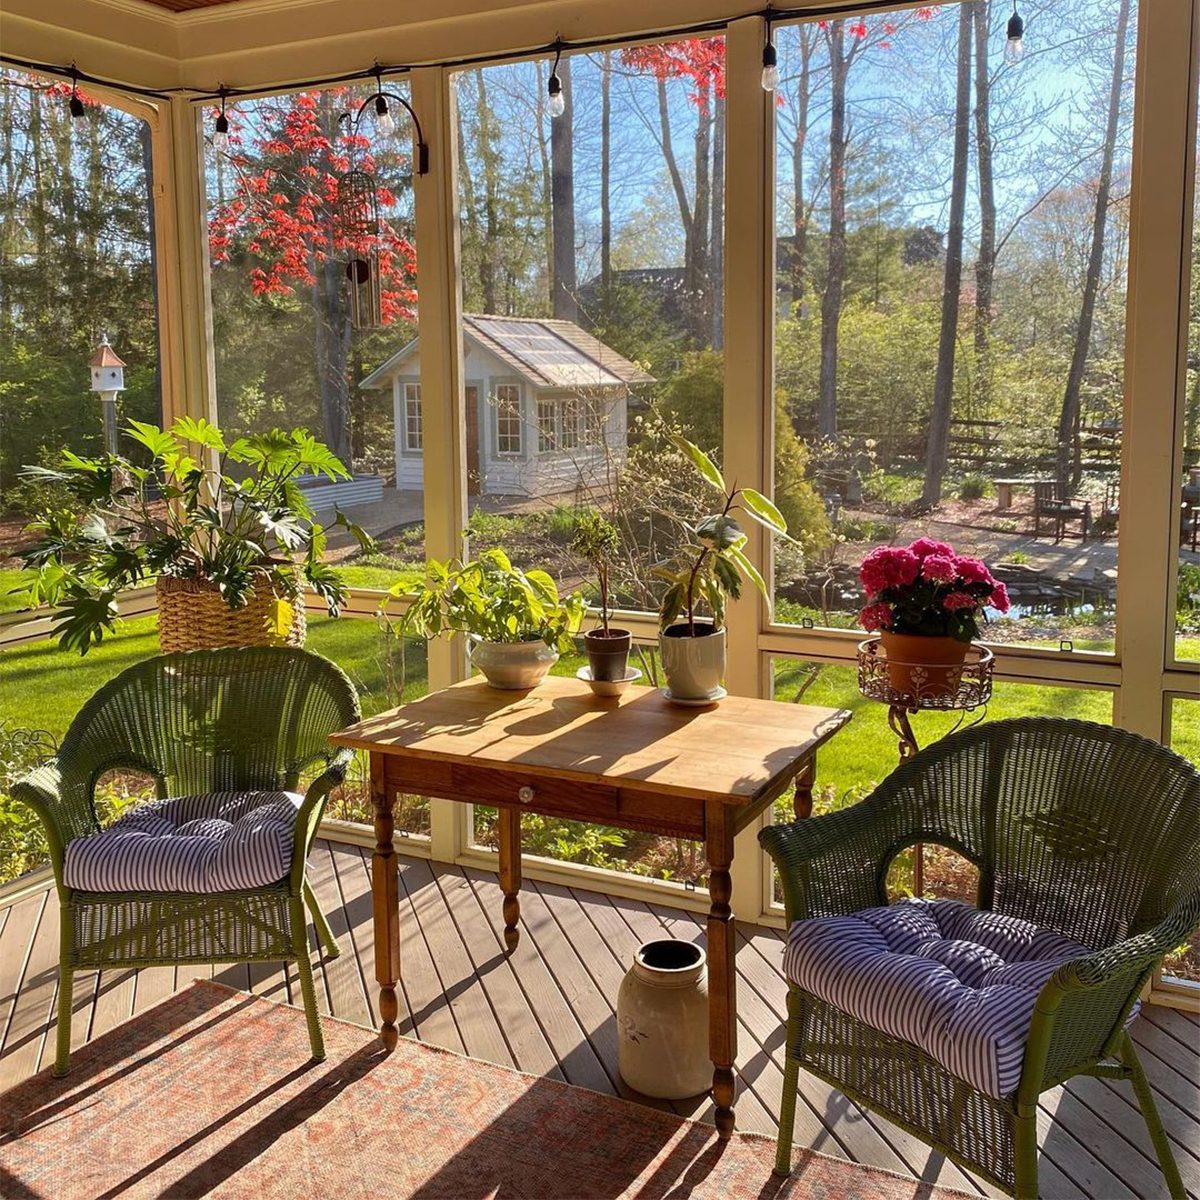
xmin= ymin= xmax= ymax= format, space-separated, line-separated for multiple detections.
xmin=499 ymin=806 xmax=522 ymax=951
xmin=370 ymin=753 xmax=401 ymax=1050
xmin=705 ymin=800 xmax=737 ymax=1140
xmin=793 ymin=758 xmax=816 ymax=820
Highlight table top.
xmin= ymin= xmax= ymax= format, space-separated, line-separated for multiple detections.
xmin=331 ymin=676 xmax=851 ymax=805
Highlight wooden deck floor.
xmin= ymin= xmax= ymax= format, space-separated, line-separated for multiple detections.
xmin=2 ymin=839 xmax=1197 ymax=1199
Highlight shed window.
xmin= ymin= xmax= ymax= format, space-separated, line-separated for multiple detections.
xmin=495 ymin=384 xmax=522 ymax=454
xmin=537 ymin=399 xmax=557 ymax=453
xmin=404 ymin=383 xmax=423 ymax=451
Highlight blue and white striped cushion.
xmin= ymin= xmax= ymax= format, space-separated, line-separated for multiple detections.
xmin=783 ymin=899 xmax=1131 ymax=1098
xmin=64 ymin=791 xmax=303 ymax=894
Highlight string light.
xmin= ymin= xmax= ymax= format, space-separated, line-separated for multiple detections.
xmin=373 ymin=69 xmax=396 ymax=136
xmin=68 ymin=66 xmax=85 ymax=118
xmin=761 ymin=28 xmax=779 ymax=92
xmin=1005 ymin=1 xmax=1025 ymax=64
xmin=548 ymin=42 xmax=566 ymax=119
xmin=213 ymin=88 xmax=229 ymax=151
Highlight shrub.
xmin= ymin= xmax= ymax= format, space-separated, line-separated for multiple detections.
xmin=957 ymin=473 xmax=990 ymax=501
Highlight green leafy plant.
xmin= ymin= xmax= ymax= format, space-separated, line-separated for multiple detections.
xmin=384 ymin=548 xmax=584 ymax=651
xmin=569 ymin=510 xmax=621 ymax=634
xmin=956 ymin=472 xmax=990 ymax=500
xmin=655 ymin=436 xmax=789 ymax=633
xmin=19 ymin=418 xmax=374 ymax=654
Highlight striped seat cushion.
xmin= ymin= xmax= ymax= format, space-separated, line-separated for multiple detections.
xmin=64 ymin=791 xmax=303 ymax=894
xmin=783 ymin=899 xmax=1128 ymax=1098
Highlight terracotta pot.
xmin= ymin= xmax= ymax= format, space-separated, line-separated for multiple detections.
xmin=880 ymin=630 xmax=970 ymax=700
xmin=469 ymin=637 xmax=558 ymax=689
xmin=583 ymin=628 xmax=632 ymax=682
xmin=617 ymin=939 xmax=710 ymax=1099
xmin=659 ymin=621 xmax=725 ymax=702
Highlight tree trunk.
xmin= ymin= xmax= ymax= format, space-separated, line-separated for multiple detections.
xmin=474 ymin=72 xmax=499 ymax=313
xmin=818 ymin=21 xmax=849 ymax=440
xmin=534 ymin=59 xmax=553 ymax=311
xmin=600 ymin=51 xmax=612 ymax=289
xmin=973 ymin=0 xmax=997 ymax=418
xmin=921 ymin=1 xmax=974 ymax=509
xmin=689 ymin=78 xmax=712 ymax=343
xmin=551 ymin=57 xmax=577 ymax=322
xmin=791 ymin=28 xmax=814 ymax=308
xmin=710 ymin=95 xmax=725 ymax=350
xmin=1056 ymin=0 xmax=1131 ymax=488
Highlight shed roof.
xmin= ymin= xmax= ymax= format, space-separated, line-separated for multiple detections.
xmin=360 ymin=313 xmax=654 ymax=391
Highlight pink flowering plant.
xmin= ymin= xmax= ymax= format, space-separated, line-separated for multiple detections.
xmin=858 ymin=537 xmax=1010 ymax=642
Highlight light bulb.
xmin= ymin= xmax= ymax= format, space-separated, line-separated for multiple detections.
xmin=213 ymin=112 xmax=229 ymax=151
xmin=69 ymin=90 xmax=85 ymax=119
xmin=548 ymin=74 xmax=565 ymax=118
xmin=1005 ymin=9 xmax=1025 ymax=64
xmin=375 ymin=95 xmax=396 ymax=137
xmin=761 ymin=41 xmax=779 ymax=92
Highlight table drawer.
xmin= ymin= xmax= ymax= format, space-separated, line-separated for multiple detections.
xmin=450 ymin=762 xmax=620 ymax=821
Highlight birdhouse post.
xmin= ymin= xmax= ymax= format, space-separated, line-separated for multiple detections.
xmin=89 ymin=333 xmax=126 ymax=455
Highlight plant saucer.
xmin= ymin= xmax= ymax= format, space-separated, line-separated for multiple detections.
xmin=661 ymin=686 xmax=727 ymax=708
xmin=576 ymin=665 xmax=642 ymax=697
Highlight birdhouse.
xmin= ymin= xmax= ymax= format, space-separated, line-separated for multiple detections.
xmin=89 ymin=333 xmax=126 ymax=393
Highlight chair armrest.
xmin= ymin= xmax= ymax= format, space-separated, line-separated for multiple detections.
xmin=289 ymin=748 xmax=357 ymax=884
xmin=759 ymin=797 xmax=901 ymax=922
xmin=1024 ymin=892 xmax=1200 ymax=1094
xmin=9 ymin=761 xmax=96 ymax=882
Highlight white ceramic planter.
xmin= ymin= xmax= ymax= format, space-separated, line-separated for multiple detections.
xmin=617 ymin=939 xmax=710 ymax=1099
xmin=469 ymin=638 xmax=558 ymax=689
xmin=659 ymin=622 xmax=726 ymax=701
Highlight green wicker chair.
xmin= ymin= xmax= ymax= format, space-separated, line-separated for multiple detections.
xmin=760 ymin=717 xmax=1200 ymax=1200
xmin=12 ymin=646 xmax=360 ymax=1076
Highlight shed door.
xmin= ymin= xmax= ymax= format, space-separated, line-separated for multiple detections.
xmin=465 ymin=385 xmax=481 ymax=495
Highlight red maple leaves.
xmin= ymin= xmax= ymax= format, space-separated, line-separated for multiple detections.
xmin=208 ymin=87 xmax=417 ymax=324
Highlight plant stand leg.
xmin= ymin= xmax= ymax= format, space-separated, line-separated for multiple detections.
xmin=499 ymin=806 xmax=522 ymax=951
xmin=705 ymin=800 xmax=737 ymax=1140
xmin=291 ymin=896 xmax=325 ymax=1062
xmin=887 ymin=705 xmax=924 ymax=895
xmin=1121 ymin=1033 xmax=1187 ymax=1199
xmin=773 ymin=987 xmax=803 ymax=1176
xmin=370 ymin=752 xmax=401 ymax=1051
xmin=303 ymin=878 xmax=340 ymax=959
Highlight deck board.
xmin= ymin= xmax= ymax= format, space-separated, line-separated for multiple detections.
xmin=1 ymin=840 xmax=1197 ymax=1200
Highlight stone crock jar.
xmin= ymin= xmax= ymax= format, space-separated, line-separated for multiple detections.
xmin=617 ymin=939 xmax=710 ymax=1099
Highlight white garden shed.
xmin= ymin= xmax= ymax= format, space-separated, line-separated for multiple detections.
xmin=360 ymin=313 xmax=653 ymax=497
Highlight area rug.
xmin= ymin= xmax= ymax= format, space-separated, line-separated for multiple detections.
xmin=0 ymin=980 xmax=968 ymax=1199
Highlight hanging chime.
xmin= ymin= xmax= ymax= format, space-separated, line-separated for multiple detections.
xmin=337 ymin=167 xmax=383 ymax=329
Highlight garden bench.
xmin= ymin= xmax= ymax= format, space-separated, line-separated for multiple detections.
xmin=993 ymin=477 xmax=1036 ymax=511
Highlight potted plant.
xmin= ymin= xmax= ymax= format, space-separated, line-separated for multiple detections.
xmin=385 ymin=549 xmax=585 ymax=690
xmin=858 ymin=537 xmax=1010 ymax=698
xmin=19 ymin=418 xmax=373 ymax=654
xmin=570 ymin=510 xmax=633 ymax=682
xmin=655 ymin=437 xmax=790 ymax=703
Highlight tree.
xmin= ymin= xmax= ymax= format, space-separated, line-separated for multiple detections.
xmin=551 ymin=58 xmax=578 ymax=321
xmin=973 ymin=0 xmax=997 ymax=416
xmin=921 ymin=2 xmax=974 ymax=509
xmin=1056 ymin=0 xmax=1132 ymax=488
xmin=207 ymin=89 xmax=417 ymax=466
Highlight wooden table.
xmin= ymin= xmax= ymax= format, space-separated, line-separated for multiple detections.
xmin=331 ymin=676 xmax=851 ymax=1137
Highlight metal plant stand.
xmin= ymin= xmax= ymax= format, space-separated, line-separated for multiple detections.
xmin=856 ymin=638 xmax=994 ymax=895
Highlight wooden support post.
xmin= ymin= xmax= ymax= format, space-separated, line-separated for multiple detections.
xmin=370 ymin=753 xmax=401 ymax=1050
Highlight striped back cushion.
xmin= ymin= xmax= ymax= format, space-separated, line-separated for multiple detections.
xmin=64 ymin=791 xmax=303 ymax=895
xmin=783 ymin=899 xmax=1130 ymax=1098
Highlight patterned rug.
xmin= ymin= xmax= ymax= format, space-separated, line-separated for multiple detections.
xmin=1 ymin=981 xmax=968 ymax=1199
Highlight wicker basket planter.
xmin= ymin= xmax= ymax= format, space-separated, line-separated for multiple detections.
xmin=156 ymin=575 xmax=306 ymax=653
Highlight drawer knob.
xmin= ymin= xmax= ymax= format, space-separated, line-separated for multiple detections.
xmin=517 ymin=785 xmax=535 ymax=805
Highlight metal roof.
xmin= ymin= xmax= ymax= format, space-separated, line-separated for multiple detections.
xmin=360 ymin=314 xmax=654 ymax=391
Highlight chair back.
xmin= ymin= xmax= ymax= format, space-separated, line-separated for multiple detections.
xmin=58 ymin=646 xmax=360 ymax=805
xmin=886 ymin=718 xmax=1199 ymax=949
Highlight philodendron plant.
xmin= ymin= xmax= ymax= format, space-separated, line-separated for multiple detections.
xmin=656 ymin=435 xmax=791 ymax=635
xmin=20 ymin=418 xmax=373 ymax=653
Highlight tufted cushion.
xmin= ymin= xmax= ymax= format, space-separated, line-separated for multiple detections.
xmin=64 ymin=791 xmax=303 ymax=894
xmin=783 ymin=899 xmax=1132 ymax=1098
